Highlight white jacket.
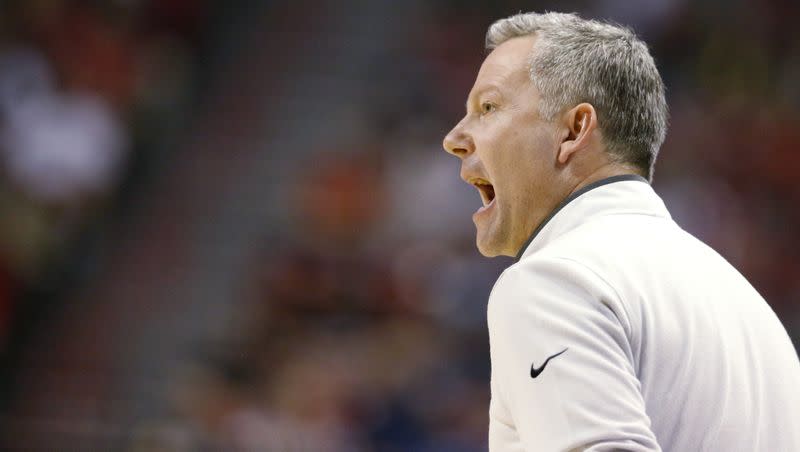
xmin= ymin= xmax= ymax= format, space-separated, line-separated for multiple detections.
xmin=487 ymin=175 xmax=800 ymax=452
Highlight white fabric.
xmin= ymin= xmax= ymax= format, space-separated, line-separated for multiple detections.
xmin=487 ymin=178 xmax=800 ymax=452
xmin=1 ymin=92 xmax=126 ymax=203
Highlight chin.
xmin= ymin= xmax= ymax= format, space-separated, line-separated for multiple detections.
xmin=475 ymin=212 xmax=517 ymax=257
xmin=475 ymin=234 xmax=509 ymax=258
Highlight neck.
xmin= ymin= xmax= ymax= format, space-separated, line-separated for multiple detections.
xmin=567 ymin=163 xmax=644 ymax=198
xmin=507 ymin=163 xmax=644 ymax=259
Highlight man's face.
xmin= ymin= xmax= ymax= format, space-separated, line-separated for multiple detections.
xmin=443 ymin=35 xmax=564 ymax=257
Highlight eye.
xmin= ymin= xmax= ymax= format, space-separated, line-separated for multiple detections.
xmin=480 ymin=102 xmax=497 ymax=115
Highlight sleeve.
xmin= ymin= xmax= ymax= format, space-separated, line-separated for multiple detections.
xmin=487 ymin=256 xmax=661 ymax=452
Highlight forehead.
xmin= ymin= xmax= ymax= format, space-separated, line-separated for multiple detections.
xmin=472 ymin=34 xmax=537 ymax=95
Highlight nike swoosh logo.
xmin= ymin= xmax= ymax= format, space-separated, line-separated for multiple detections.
xmin=530 ymin=348 xmax=568 ymax=378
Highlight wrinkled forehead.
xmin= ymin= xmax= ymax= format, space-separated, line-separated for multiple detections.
xmin=472 ymin=34 xmax=537 ymax=94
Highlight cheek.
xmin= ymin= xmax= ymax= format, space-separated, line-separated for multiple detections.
xmin=477 ymin=110 xmax=557 ymax=181
xmin=499 ymin=125 xmax=556 ymax=179
xmin=495 ymin=130 xmax=559 ymax=215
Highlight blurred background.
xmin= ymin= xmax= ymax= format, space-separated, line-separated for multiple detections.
xmin=0 ymin=0 xmax=797 ymax=450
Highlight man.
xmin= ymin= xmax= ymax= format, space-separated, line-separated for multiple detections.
xmin=442 ymin=12 xmax=800 ymax=452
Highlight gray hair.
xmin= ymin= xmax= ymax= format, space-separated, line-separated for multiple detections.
xmin=486 ymin=12 xmax=668 ymax=180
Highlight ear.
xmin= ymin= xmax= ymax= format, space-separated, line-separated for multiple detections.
xmin=557 ymin=103 xmax=598 ymax=165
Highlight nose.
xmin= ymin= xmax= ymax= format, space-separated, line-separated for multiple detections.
xmin=443 ymin=122 xmax=474 ymax=159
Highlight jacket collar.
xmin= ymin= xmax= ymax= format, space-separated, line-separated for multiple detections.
xmin=515 ymin=174 xmax=670 ymax=262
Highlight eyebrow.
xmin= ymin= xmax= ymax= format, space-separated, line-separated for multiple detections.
xmin=466 ymin=85 xmax=503 ymax=111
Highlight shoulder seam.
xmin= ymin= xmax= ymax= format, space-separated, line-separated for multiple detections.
xmin=550 ymin=256 xmax=635 ymax=346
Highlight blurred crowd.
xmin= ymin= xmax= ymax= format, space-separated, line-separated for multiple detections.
xmin=1 ymin=0 xmax=799 ymax=450
xmin=0 ymin=0 xmax=203 ymax=352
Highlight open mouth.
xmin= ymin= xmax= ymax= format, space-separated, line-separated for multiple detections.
xmin=471 ymin=178 xmax=496 ymax=207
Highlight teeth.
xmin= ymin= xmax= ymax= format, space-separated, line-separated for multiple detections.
xmin=468 ymin=178 xmax=494 ymax=207
xmin=475 ymin=184 xmax=492 ymax=206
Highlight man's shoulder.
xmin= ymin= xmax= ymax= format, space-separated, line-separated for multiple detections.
xmin=491 ymin=253 xmax=622 ymax=310
xmin=488 ymin=251 xmax=634 ymax=345
xmin=492 ymin=213 xmax=692 ymax=324
xmin=527 ymin=210 xmax=702 ymax=283
xmin=504 ymin=214 xmax=663 ymax=286
xmin=547 ymin=209 xmax=679 ymax=255
xmin=505 ymin=210 xmax=751 ymax=323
